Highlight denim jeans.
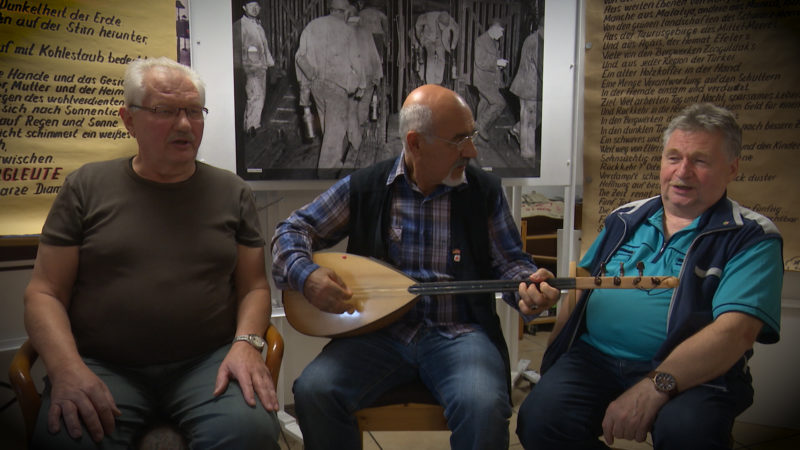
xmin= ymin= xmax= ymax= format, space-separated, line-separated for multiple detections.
xmin=516 ymin=339 xmax=753 ymax=450
xmin=32 ymin=344 xmax=280 ymax=450
xmin=293 ymin=327 xmax=511 ymax=450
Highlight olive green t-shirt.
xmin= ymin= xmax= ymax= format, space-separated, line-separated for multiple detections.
xmin=40 ymin=157 xmax=265 ymax=366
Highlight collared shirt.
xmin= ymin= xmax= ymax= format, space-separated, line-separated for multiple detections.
xmin=271 ymin=155 xmax=538 ymax=343
xmin=580 ymin=208 xmax=698 ymax=360
xmin=579 ymin=207 xmax=783 ymax=361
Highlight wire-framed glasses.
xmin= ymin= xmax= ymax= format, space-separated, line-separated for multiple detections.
xmin=129 ymin=104 xmax=209 ymax=121
xmin=425 ymin=130 xmax=479 ymax=153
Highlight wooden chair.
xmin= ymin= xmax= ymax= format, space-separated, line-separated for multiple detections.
xmin=7 ymin=324 xmax=284 ymax=449
xmin=354 ymin=380 xmax=448 ymax=449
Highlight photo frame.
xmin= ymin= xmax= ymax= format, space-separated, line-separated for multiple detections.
xmin=232 ymin=0 xmax=545 ymax=180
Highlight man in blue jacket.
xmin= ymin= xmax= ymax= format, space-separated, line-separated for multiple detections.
xmin=517 ymin=103 xmax=783 ymax=450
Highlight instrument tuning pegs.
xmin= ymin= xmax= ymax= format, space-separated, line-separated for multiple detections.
xmin=613 ymin=262 xmax=623 ymax=285
xmin=634 ymin=261 xmax=644 ymax=285
xmin=595 ymin=263 xmax=606 ymax=286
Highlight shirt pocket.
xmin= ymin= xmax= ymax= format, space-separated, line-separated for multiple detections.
xmin=604 ymin=246 xmax=635 ymax=276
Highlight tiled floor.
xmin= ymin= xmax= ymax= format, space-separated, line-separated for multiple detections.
xmin=2 ymin=330 xmax=799 ymax=449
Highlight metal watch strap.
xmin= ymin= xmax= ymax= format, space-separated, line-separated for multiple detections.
xmin=233 ymin=334 xmax=264 ymax=350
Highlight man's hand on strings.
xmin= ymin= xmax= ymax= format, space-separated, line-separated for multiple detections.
xmin=518 ymin=268 xmax=560 ymax=315
xmin=304 ymin=267 xmax=355 ymax=314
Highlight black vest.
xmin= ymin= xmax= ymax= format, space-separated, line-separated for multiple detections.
xmin=346 ymin=158 xmax=512 ymax=394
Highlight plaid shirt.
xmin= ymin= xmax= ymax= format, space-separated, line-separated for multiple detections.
xmin=271 ymin=156 xmax=538 ymax=343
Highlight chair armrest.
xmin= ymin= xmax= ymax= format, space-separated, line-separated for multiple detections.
xmin=265 ymin=324 xmax=284 ymax=386
xmin=8 ymin=340 xmax=42 ymax=443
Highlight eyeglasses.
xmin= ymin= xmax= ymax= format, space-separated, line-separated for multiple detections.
xmin=129 ymin=104 xmax=208 ymax=121
xmin=425 ymin=130 xmax=479 ymax=153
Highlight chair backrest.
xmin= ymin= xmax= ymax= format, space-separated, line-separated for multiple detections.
xmin=7 ymin=324 xmax=284 ymax=445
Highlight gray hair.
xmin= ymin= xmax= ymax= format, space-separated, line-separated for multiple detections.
xmin=662 ymin=103 xmax=742 ymax=160
xmin=123 ymin=57 xmax=206 ymax=106
xmin=398 ymin=103 xmax=434 ymax=151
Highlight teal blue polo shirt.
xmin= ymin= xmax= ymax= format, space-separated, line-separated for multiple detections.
xmin=579 ymin=207 xmax=782 ymax=361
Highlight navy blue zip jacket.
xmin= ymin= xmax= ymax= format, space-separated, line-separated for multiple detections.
xmin=542 ymin=194 xmax=782 ymax=388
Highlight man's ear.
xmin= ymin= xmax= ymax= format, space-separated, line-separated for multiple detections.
xmin=406 ymin=130 xmax=422 ymax=155
xmin=727 ymin=157 xmax=739 ymax=183
xmin=119 ymin=107 xmax=135 ymax=138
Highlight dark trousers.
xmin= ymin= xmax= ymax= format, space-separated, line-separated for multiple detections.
xmin=516 ymin=339 xmax=753 ymax=450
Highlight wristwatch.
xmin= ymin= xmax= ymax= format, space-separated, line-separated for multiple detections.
xmin=646 ymin=370 xmax=678 ymax=398
xmin=233 ymin=334 xmax=266 ymax=351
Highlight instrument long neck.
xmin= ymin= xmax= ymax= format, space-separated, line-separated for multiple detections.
xmin=408 ymin=276 xmax=678 ymax=296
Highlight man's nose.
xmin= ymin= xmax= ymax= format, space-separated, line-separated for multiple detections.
xmin=462 ymin=140 xmax=478 ymax=158
xmin=173 ymin=110 xmax=193 ymax=128
xmin=675 ymin=158 xmax=693 ymax=177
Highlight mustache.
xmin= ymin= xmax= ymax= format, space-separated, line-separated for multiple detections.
xmin=450 ymin=157 xmax=471 ymax=169
xmin=169 ymin=133 xmax=195 ymax=143
xmin=669 ymin=178 xmax=691 ymax=188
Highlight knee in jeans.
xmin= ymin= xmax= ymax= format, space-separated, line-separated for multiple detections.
xmin=653 ymin=410 xmax=732 ymax=450
xmin=196 ymin=407 xmax=279 ymax=447
xmin=293 ymin=371 xmax=331 ymax=403
xmin=520 ymin=386 xmax=561 ymax=425
xmin=450 ymin=388 xmax=510 ymax=423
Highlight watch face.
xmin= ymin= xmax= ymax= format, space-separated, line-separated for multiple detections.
xmin=654 ymin=372 xmax=676 ymax=391
xmin=249 ymin=335 xmax=266 ymax=348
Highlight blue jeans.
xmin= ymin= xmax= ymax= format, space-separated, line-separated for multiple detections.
xmin=516 ymin=339 xmax=753 ymax=450
xmin=293 ymin=327 xmax=511 ymax=450
xmin=32 ymin=344 xmax=280 ymax=450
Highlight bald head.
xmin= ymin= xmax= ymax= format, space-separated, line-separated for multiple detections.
xmin=399 ymin=84 xmax=472 ymax=142
xmin=403 ymin=84 xmax=469 ymax=117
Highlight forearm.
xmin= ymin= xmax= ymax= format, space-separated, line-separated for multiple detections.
xmin=271 ymin=178 xmax=352 ymax=290
xmin=489 ymin=194 xmax=538 ymax=280
xmin=24 ymin=291 xmax=83 ymax=375
xmin=217 ymin=247 xmax=277 ymax=410
xmin=270 ymin=230 xmax=318 ymax=290
xmin=234 ymin=245 xmax=272 ymax=336
xmin=23 ymin=243 xmax=84 ymax=375
xmin=235 ymin=286 xmax=271 ymax=336
xmin=655 ymin=311 xmax=762 ymax=392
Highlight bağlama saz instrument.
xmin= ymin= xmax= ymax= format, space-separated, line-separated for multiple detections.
xmin=282 ymin=252 xmax=679 ymax=338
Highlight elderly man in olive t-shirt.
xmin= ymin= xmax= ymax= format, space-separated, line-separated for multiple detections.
xmin=24 ymin=57 xmax=279 ymax=450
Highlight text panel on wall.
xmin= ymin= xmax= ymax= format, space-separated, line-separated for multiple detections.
xmin=583 ymin=0 xmax=800 ymax=271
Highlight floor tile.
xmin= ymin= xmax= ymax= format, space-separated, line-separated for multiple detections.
xmin=363 ymin=431 xmax=450 ymax=449
xmin=733 ymin=421 xmax=800 ymax=449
